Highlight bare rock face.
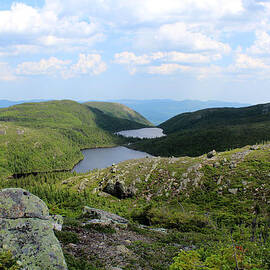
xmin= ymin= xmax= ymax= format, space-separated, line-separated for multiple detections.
xmin=0 ymin=188 xmax=67 ymax=270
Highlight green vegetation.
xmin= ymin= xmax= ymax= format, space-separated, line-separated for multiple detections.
xmin=85 ymin=101 xmax=152 ymax=126
xmin=0 ymin=100 xmax=149 ymax=177
xmin=0 ymin=250 xmax=21 ymax=270
xmin=2 ymin=143 xmax=270 ymax=268
xmin=131 ymin=103 xmax=270 ymax=157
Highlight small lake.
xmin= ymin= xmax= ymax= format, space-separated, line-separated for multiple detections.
xmin=116 ymin=127 xmax=165 ymax=138
xmin=73 ymin=146 xmax=152 ymax=173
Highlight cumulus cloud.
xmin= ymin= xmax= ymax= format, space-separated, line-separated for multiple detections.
xmin=16 ymin=57 xmax=71 ymax=76
xmin=44 ymin=0 xmax=244 ymax=24
xmin=247 ymin=31 xmax=270 ymax=55
xmin=0 ymin=2 xmax=103 ymax=53
xmin=114 ymin=52 xmax=151 ymax=65
xmin=16 ymin=54 xmax=107 ymax=78
xmin=233 ymin=54 xmax=269 ymax=70
xmin=114 ymin=51 xmax=223 ymax=76
xmin=135 ymin=22 xmax=231 ymax=53
xmin=71 ymin=54 xmax=107 ymax=75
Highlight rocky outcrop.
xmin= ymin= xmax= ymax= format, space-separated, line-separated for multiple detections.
xmin=83 ymin=206 xmax=129 ymax=226
xmin=0 ymin=188 xmax=67 ymax=270
xmin=103 ymin=180 xmax=136 ymax=199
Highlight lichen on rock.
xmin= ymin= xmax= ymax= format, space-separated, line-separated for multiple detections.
xmin=0 ymin=188 xmax=67 ymax=270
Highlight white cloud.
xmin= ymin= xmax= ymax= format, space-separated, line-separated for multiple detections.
xmin=248 ymin=31 xmax=270 ymax=55
xmin=16 ymin=54 xmax=107 ymax=78
xmin=71 ymin=54 xmax=107 ymax=75
xmin=114 ymin=52 xmax=151 ymax=65
xmin=115 ymin=51 xmax=221 ymax=66
xmin=233 ymin=54 xmax=269 ymax=70
xmin=147 ymin=63 xmax=223 ymax=79
xmin=44 ymin=0 xmax=244 ymax=24
xmin=16 ymin=57 xmax=71 ymax=76
xmin=147 ymin=64 xmax=190 ymax=75
xmin=0 ymin=2 xmax=103 ymax=53
xmin=114 ymin=50 xmax=223 ymax=75
xmin=134 ymin=22 xmax=231 ymax=53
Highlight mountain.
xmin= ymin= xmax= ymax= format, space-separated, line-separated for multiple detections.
xmin=85 ymin=101 xmax=152 ymax=126
xmin=0 ymin=100 xmax=150 ymax=177
xmin=112 ymin=99 xmax=250 ymax=125
xmin=130 ymin=102 xmax=270 ymax=157
xmin=1 ymin=143 xmax=270 ymax=269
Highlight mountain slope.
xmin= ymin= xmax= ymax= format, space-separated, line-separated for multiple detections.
xmin=0 ymin=100 xmax=147 ymax=177
xmin=114 ymin=99 xmax=250 ymax=125
xmin=131 ymin=103 xmax=270 ymax=157
xmin=85 ymin=101 xmax=152 ymax=126
xmin=2 ymin=144 xmax=270 ymax=268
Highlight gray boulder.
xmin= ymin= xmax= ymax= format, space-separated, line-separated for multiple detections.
xmin=0 ymin=188 xmax=67 ymax=270
xmin=103 ymin=180 xmax=136 ymax=199
xmin=83 ymin=206 xmax=129 ymax=225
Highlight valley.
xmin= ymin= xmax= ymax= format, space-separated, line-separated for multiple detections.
xmin=1 ymin=100 xmax=270 ymax=269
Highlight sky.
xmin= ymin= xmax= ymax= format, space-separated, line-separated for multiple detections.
xmin=0 ymin=0 xmax=270 ymax=104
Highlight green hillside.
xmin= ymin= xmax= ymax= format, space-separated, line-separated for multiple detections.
xmin=0 ymin=100 xmax=148 ymax=177
xmin=131 ymin=103 xmax=270 ymax=157
xmin=2 ymin=144 xmax=270 ymax=268
xmin=85 ymin=101 xmax=153 ymax=126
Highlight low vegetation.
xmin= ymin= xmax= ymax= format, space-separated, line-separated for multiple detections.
xmin=2 ymin=143 xmax=270 ymax=268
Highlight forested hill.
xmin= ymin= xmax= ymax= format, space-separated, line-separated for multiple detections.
xmin=85 ymin=101 xmax=152 ymax=126
xmin=0 ymin=100 xmax=150 ymax=177
xmin=130 ymin=102 xmax=270 ymax=157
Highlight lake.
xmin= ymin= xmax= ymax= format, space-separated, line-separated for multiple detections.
xmin=72 ymin=146 xmax=152 ymax=173
xmin=116 ymin=127 xmax=165 ymax=138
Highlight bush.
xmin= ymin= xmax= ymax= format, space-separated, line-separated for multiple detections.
xmin=0 ymin=250 xmax=21 ymax=270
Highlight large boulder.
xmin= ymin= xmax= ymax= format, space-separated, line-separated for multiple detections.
xmin=103 ymin=180 xmax=136 ymax=199
xmin=83 ymin=206 xmax=129 ymax=225
xmin=0 ymin=188 xmax=67 ymax=270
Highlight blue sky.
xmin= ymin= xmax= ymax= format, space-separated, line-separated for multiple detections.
xmin=0 ymin=0 xmax=270 ymax=104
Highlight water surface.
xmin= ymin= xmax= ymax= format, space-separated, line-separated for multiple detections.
xmin=116 ymin=127 xmax=165 ymax=139
xmin=73 ymin=146 xmax=152 ymax=173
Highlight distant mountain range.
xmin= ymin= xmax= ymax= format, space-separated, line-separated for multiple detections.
xmin=0 ymin=99 xmax=250 ymax=125
xmin=112 ymin=99 xmax=250 ymax=125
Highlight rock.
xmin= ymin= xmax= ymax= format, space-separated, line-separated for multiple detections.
xmin=16 ymin=129 xmax=25 ymax=135
xmin=207 ymin=150 xmax=216 ymax=158
xmin=228 ymin=188 xmax=238 ymax=195
xmin=250 ymin=145 xmax=260 ymax=150
xmin=83 ymin=206 xmax=129 ymax=225
xmin=0 ymin=188 xmax=67 ymax=270
xmin=116 ymin=245 xmax=131 ymax=255
xmin=50 ymin=215 xmax=64 ymax=231
xmin=103 ymin=180 xmax=136 ymax=199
